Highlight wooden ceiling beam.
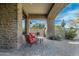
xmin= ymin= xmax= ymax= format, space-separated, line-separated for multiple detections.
xmin=48 ymin=3 xmax=69 ymax=20
xmin=47 ymin=3 xmax=55 ymax=17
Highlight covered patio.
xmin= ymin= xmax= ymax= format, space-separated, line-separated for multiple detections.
xmin=0 ymin=3 xmax=79 ymax=56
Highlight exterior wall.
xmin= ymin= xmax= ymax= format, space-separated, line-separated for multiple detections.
xmin=0 ymin=4 xmax=17 ymax=48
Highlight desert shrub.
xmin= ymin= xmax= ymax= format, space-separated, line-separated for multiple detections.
xmin=65 ymin=27 xmax=77 ymax=40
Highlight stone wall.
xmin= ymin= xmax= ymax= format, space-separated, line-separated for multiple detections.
xmin=0 ymin=4 xmax=17 ymax=48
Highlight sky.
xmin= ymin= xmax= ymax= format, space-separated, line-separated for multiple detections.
xmin=55 ymin=3 xmax=79 ymax=28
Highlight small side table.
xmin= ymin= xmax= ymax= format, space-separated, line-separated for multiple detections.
xmin=37 ymin=37 xmax=43 ymax=43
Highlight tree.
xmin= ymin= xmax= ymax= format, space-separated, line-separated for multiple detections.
xmin=32 ymin=23 xmax=45 ymax=29
xmin=60 ymin=19 xmax=66 ymax=39
xmin=61 ymin=19 xmax=65 ymax=27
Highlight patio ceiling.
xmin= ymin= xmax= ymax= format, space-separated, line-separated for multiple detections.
xmin=23 ymin=3 xmax=53 ymax=15
xmin=22 ymin=3 xmax=54 ymax=19
xmin=22 ymin=3 xmax=68 ymax=19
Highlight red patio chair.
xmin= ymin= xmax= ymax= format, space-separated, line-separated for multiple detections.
xmin=25 ymin=32 xmax=37 ymax=46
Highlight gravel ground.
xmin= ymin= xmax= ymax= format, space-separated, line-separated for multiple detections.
xmin=0 ymin=38 xmax=79 ymax=56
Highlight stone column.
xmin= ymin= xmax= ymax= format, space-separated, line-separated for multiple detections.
xmin=26 ymin=14 xmax=30 ymax=34
xmin=17 ymin=4 xmax=22 ymax=34
xmin=47 ymin=18 xmax=55 ymax=37
xmin=17 ymin=3 xmax=25 ymax=48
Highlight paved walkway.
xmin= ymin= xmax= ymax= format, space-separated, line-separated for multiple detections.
xmin=0 ymin=38 xmax=79 ymax=56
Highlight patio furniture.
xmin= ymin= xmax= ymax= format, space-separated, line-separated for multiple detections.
xmin=25 ymin=32 xmax=37 ymax=46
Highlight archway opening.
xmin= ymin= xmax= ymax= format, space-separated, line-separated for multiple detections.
xmin=54 ymin=3 xmax=79 ymax=40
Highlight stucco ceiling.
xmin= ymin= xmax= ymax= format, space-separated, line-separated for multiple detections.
xmin=22 ymin=3 xmax=52 ymax=15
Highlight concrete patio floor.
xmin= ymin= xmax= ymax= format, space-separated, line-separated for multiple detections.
xmin=0 ymin=38 xmax=79 ymax=56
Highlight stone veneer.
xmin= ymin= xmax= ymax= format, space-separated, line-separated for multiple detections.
xmin=0 ymin=4 xmax=17 ymax=48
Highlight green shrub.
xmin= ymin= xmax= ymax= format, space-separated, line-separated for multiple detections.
xmin=65 ymin=27 xmax=77 ymax=40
